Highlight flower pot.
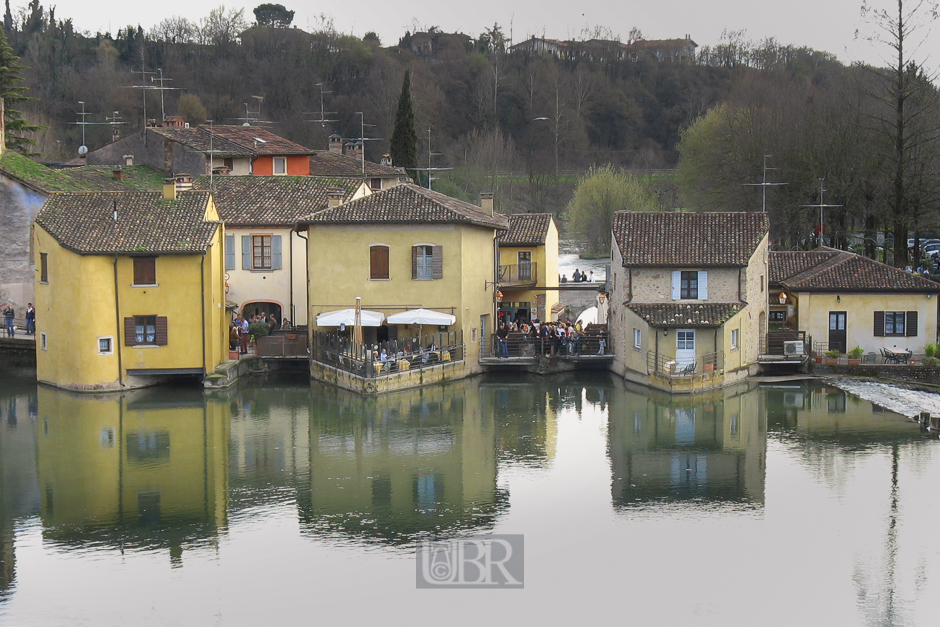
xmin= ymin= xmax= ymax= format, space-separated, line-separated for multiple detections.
xmin=848 ymin=359 xmax=860 ymax=365
xmin=704 ymin=363 xmax=714 ymax=373
xmin=229 ymin=350 xmax=240 ymax=360
xmin=825 ymin=358 xmax=837 ymax=365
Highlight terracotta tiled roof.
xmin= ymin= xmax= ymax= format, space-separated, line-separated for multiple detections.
xmin=299 ymin=184 xmax=509 ymax=230
xmin=193 ymin=176 xmax=362 ymax=225
xmin=612 ymin=211 xmax=768 ymax=267
xmin=36 ymin=191 xmax=219 ymax=254
xmin=202 ymin=125 xmax=314 ymax=156
xmin=149 ymin=127 xmax=251 ymax=157
xmin=308 ymin=151 xmax=406 ymax=178
xmin=768 ymin=249 xmax=837 ymax=283
xmin=0 ymin=151 xmax=164 ymax=193
xmin=772 ymin=248 xmax=940 ymax=292
xmin=626 ymin=302 xmax=743 ymax=327
xmin=498 ymin=214 xmax=554 ymax=246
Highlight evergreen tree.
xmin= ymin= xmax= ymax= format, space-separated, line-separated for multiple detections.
xmin=0 ymin=28 xmax=42 ymax=155
xmin=390 ymin=70 xmax=418 ymax=180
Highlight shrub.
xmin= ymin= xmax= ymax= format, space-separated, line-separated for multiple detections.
xmin=248 ymin=322 xmax=271 ymax=341
xmin=825 ymin=349 xmax=841 ymax=358
xmin=923 ymin=356 xmax=939 ymax=367
xmin=925 ymin=343 xmax=937 ymax=358
xmin=847 ymin=346 xmax=864 ymax=360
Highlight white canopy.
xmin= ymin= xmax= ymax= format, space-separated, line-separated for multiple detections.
xmin=386 ymin=308 xmax=457 ymax=326
xmin=315 ymin=308 xmax=386 ymax=327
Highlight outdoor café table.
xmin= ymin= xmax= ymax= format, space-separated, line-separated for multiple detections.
xmin=883 ymin=348 xmax=912 ymax=364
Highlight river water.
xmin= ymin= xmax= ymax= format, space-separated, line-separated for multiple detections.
xmin=1 ymin=366 xmax=939 ymax=626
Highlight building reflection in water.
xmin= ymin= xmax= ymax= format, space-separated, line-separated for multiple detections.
xmin=479 ymin=374 xmax=560 ymax=468
xmin=34 ymin=385 xmax=230 ymax=566
xmin=296 ymin=378 xmax=509 ymax=546
xmin=0 ymin=370 xmax=39 ymax=598
xmin=609 ymin=382 xmax=767 ymax=508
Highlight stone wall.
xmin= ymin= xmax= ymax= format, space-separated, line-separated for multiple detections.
xmin=820 ymin=363 xmax=940 ymax=386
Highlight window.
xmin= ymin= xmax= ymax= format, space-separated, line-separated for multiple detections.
xmin=40 ymin=252 xmax=48 ymax=282
xmin=133 ymin=257 xmax=156 ymax=285
xmin=124 ymin=316 xmax=168 ymax=346
xmin=633 ymin=328 xmax=641 ymax=349
xmin=370 ymin=178 xmax=382 ymax=191
xmin=370 ymin=245 xmax=389 ymax=280
xmin=731 ymin=328 xmax=739 ymax=350
xmin=677 ymin=330 xmax=695 ymax=351
xmin=242 ymin=235 xmax=281 ymax=270
xmin=770 ymin=310 xmax=786 ymax=322
xmin=680 ymin=271 xmax=698 ymax=299
xmin=412 ymin=245 xmax=443 ymax=280
xmin=98 ymin=337 xmax=114 ymax=355
xmin=40 ymin=332 xmax=47 ymax=350
xmin=672 ymin=270 xmax=708 ymax=300
xmin=518 ymin=251 xmax=532 ymax=281
xmin=874 ymin=311 xmax=917 ymax=337
xmin=273 ymin=157 xmax=287 ymax=175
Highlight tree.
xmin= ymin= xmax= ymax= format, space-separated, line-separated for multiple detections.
xmin=0 ymin=28 xmax=42 ymax=154
xmin=253 ymin=4 xmax=294 ymax=28
xmin=567 ymin=164 xmax=660 ymax=256
xmin=199 ymin=5 xmax=248 ymax=47
xmin=390 ymin=69 xmax=418 ymax=177
xmin=860 ymin=0 xmax=940 ymax=267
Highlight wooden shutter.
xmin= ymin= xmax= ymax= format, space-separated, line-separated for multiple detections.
xmin=370 ymin=246 xmax=389 ymax=280
xmin=412 ymin=246 xmax=419 ymax=279
xmin=124 ymin=317 xmax=137 ymax=346
xmin=133 ymin=257 xmax=156 ymax=285
xmin=241 ymin=236 xmax=251 ymax=270
xmin=155 ymin=316 xmax=168 ymax=346
xmin=698 ymin=270 xmax=708 ymax=300
xmin=432 ymin=245 xmax=443 ymax=279
xmin=225 ymin=235 xmax=235 ymax=270
xmin=906 ymin=311 xmax=918 ymax=337
xmin=272 ymin=235 xmax=282 ymax=270
xmin=874 ymin=311 xmax=885 ymax=337
xmin=671 ymin=271 xmax=681 ymax=300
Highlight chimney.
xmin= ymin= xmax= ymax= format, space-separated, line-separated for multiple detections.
xmin=380 ymin=154 xmax=392 ymax=167
xmin=345 ymin=141 xmax=363 ymax=160
xmin=123 ymin=154 xmax=134 ymax=166
xmin=174 ymin=173 xmax=194 ymax=191
xmin=328 ymin=133 xmax=343 ymax=154
xmin=163 ymin=177 xmax=177 ymax=201
xmin=112 ymin=165 xmax=124 ymax=181
xmin=327 ymin=190 xmax=345 ymax=208
xmin=480 ymin=192 xmax=494 ymax=216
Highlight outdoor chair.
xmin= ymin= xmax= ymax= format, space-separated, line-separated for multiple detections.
xmin=681 ymin=361 xmax=697 ymax=375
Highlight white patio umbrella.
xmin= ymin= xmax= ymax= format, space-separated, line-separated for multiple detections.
xmin=386 ymin=309 xmax=456 ymax=347
xmin=315 ymin=307 xmax=385 ymax=328
xmin=385 ymin=309 xmax=457 ymax=326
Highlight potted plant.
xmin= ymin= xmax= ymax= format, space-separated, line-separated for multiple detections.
xmin=847 ymin=346 xmax=864 ymax=365
xmin=824 ymin=349 xmax=840 ymax=365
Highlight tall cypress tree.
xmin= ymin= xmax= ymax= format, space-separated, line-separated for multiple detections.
xmin=0 ymin=28 xmax=42 ymax=155
xmin=390 ymin=70 xmax=418 ymax=180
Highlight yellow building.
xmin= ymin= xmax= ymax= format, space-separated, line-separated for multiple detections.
xmin=609 ymin=212 xmax=769 ymax=392
xmin=496 ymin=213 xmax=560 ymax=323
xmin=33 ymin=185 xmax=228 ymax=391
xmin=297 ymin=184 xmax=508 ymax=393
xmin=770 ymin=248 xmax=940 ymax=355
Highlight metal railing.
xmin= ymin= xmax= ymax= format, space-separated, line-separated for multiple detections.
xmin=311 ymin=330 xmax=465 ymax=377
xmin=759 ymin=331 xmax=809 ymax=356
xmin=498 ymin=262 xmax=538 ymax=285
xmin=256 ymin=331 xmax=309 ymax=357
xmin=482 ymin=331 xmax=610 ymax=358
xmin=646 ymin=351 xmax=722 ymax=377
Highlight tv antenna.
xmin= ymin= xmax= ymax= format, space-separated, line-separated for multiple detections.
xmin=303 ymin=83 xmax=339 ymax=127
xmin=801 ymin=177 xmax=843 ymax=247
xmin=233 ymin=95 xmax=273 ymax=126
xmin=742 ymin=154 xmax=787 ymax=213
xmin=122 ymin=54 xmax=184 ymax=128
xmin=69 ymin=102 xmax=128 ymax=156
xmin=411 ymin=127 xmax=452 ymax=190
xmin=350 ymin=112 xmax=383 ymax=179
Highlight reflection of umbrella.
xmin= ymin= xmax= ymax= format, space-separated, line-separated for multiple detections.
xmin=315 ymin=307 xmax=385 ymax=327
xmin=385 ymin=309 xmax=456 ymax=326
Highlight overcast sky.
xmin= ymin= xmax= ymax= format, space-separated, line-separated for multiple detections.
xmin=32 ymin=0 xmax=940 ymax=69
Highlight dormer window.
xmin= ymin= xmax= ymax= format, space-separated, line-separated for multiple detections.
xmin=672 ymin=270 xmax=708 ymax=300
xmin=273 ymin=157 xmax=287 ymax=175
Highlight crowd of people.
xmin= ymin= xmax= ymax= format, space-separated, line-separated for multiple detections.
xmin=904 ymin=264 xmax=936 ymax=279
xmin=560 ymin=269 xmax=595 ymax=284
xmin=229 ymin=312 xmax=289 ymax=353
xmin=495 ymin=318 xmax=605 ymax=358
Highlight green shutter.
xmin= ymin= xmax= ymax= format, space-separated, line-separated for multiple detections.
xmin=241 ymin=236 xmax=251 ymax=270
xmin=225 ymin=235 xmax=235 ymax=270
xmin=272 ymin=235 xmax=282 ymax=270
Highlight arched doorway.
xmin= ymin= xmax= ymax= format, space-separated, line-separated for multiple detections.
xmin=241 ymin=301 xmax=283 ymax=327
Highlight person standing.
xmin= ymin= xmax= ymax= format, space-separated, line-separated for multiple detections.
xmin=573 ymin=269 xmax=582 ymax=282
xmin=3 ymin=304 xmax=14 ymax=338
xmin=25 ymin=303 xmax=35 ymax=335
xmin=496 ymin=322 xmax=509 ymax=357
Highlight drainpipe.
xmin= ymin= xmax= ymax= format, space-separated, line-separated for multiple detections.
xmin=201 ymin=254 xmax=207 ymax=379
xmin=113 ymin=255 xmax=124 ymax=387
xmin=295 ymin=227 xmax=308 ymax=326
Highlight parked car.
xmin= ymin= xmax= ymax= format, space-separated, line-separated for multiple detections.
xmin=923 ymin=242 xmax=940 ymax=258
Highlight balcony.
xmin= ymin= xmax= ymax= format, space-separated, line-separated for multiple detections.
xmin=498 ymin=262 xmax=538 ymax=287
xmin=311 ymin=330 xmax=465 ymax=378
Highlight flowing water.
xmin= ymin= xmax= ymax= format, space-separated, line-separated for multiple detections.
xmin=1 ymin=367 xmax=939 ymax=626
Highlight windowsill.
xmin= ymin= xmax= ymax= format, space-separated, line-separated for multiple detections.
xmin=39 ymin=281 xmax=48 ymax=285
xmin=250 ymin=268 xmax=274 ymax=273
xmin=371 ymin=278 xmax=391 ymax=281
xmin=414 ymin=277 xmax=435 ymax=281
xmin=633 ymin=346 xmax=642 ymax=351
xmin=131 ymin=284 xmax=159 ymax=288
xmin=730 ymin=347 xmax=739 ymax=353
xmin=98 ymin=352 xmax=114 ymax=356
xmin=132 ymin=344 xmax=160 ymax=349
